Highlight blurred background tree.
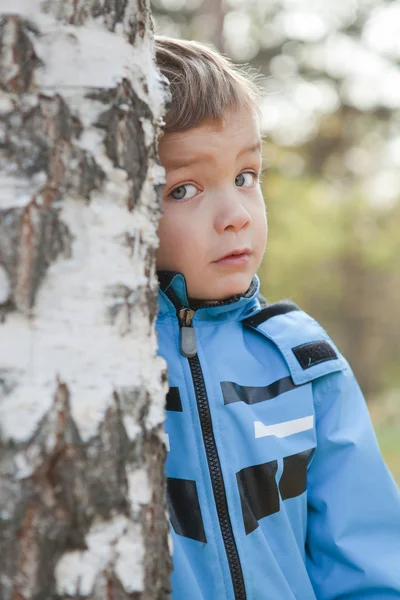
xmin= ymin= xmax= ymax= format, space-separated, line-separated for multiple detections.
xmin=152 ymin=0 xmax=400 ymax=478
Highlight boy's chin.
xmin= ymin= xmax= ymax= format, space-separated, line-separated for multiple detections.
xmin=219 ymin=272 xmax=255 ymax=296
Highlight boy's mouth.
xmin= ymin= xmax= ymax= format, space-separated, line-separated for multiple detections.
xmin=213 ymin=248 xmax=252 ymax=266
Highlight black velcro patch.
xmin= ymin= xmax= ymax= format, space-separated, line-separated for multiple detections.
xmin=237 ymin=460 xmax=279 ymax=534
xmin=166 ymin=387 xmax=182 ymax=412
xmin=292 ymin=341 xmax=337 ymax=370
xmin=221 ymin=376 xmax=298 ymax=406
xmin=167 ymin=477 xmax=206 ymax=543
xmin=279 ymin=449 xmax=315 ymax=501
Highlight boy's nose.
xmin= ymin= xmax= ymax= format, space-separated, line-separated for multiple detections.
xmin=214 ymin=196 xmax=251 ymax=234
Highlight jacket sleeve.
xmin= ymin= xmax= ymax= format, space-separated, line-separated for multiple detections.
xmin=306 ymin=363 xmax=400 ymax=599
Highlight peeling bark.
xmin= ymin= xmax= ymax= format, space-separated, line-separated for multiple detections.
xmin=0 ymin=1 xmax=170 ymax=598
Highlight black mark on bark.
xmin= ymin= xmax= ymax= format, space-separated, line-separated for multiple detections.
xmin=96 ymin=80 xmax=152 ymax=211
xmin=0 ymin=203 xmax=72 ymax=312
xmin=0 ymin=94 xmax=104 ymax=201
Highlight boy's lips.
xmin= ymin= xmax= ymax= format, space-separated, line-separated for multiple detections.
xmin=213 ymin=248 xmax=252 ymax=266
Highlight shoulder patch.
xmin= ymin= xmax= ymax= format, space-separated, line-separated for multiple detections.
xmin=244 ymin=302 xmax=347 ymax=385
xmin=292 ymin=340 xmax=338 ymax=370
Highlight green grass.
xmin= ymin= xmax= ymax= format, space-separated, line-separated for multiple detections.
xmin=375 ymin=425 xmax=400 ymax=486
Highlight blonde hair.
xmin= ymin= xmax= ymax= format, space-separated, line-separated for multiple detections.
xmin=155 ymin=36 xmax=261 ymax=132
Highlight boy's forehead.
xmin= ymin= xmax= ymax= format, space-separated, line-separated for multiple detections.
xmin=159 ymin=109 xmax=261 ymax=171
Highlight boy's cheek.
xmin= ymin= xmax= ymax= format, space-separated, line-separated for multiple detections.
xmin=156 ymin=221 xmax=197 ymax=270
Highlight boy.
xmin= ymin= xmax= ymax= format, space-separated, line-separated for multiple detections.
xmin=154 ymin=36 xmax=400 ymax=600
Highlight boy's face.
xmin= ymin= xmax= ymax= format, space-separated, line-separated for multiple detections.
xmin=156 ymin=107 xmax=267 ymax=302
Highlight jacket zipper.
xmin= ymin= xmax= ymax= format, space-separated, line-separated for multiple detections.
xmin=177 ymin=306 xmax=247 ymax=600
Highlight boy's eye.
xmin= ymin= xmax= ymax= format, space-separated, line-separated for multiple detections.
xmin=235 ymin=172 xmax=257 ymax=188
xmin=170 ymin=183 xmax=198 ymax=201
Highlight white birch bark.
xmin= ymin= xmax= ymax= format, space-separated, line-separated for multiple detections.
xmin=0 ymin=1 xmax=171 ymax=598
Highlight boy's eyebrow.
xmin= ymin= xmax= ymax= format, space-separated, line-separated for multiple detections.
xmin=166 ymin=140 xmax=262 ymax=172
xmin=238 ymin=140 xmax=262 ymax=158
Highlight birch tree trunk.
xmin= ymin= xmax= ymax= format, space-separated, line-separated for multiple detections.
xmin=0 ymin=1 xmax=170 ymax=598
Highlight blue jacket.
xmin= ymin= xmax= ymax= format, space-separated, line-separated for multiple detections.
xmin=157 ymin=271 xmax=400 ymax=600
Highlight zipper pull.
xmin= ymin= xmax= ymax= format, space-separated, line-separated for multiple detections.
xmin=178 ymin=308 xmax=197 ymax=358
